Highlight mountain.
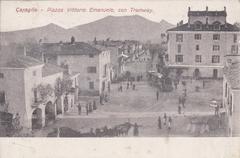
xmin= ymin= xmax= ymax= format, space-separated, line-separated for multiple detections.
xmin=0 ymin=15 xmax=174 ymax=44
xmin=0 ymin=23 xmax=70 ymax=44
xmin=69 ymin=15 xmax=174 ymax=43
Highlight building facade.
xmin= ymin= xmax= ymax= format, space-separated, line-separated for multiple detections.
xmin=0 ymin=47 xmax=79 ymax=131
xmin=54 ymin=42 xmax=111 ymax=96
xmin=223 ymin=62 xmax=240 ymax=136
xmin=167 ymin=7 xmax=240 ymax=79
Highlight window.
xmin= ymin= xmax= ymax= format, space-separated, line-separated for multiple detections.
xmin=175 ymin=55 xmax=183 ymax=63
xmin=194 ymin=21 xmax=202 ymax=30
xmin=0 ymin=73 xmax=4 ymax=78
xmin=34 ymin=88 xmax=38 ymax=103
xmin=213 ymin=45 xmax=220 ymax=51
xmin=33 ymin=71 xmax=36 ymax=76
xmin=196 ymin=45 xmax=199 ymax=51
xmin=212 ymin=55 xmax=220 ymax=63
xmin=213 ymin=21 xmax=221 ymax=30
xmin=194 ymin=34 xmax=202 ymax=40
xmin=233 ymin=34 xmax=237 ymax=43
xmin=0 ymin=91 xmax=6 ymax=104
xmin=177 ymin=44 xmax=181 ymax=53
xmin=89 ymin=82 xmax=94 ymax=89
xmin=213 ymin=34 xmax=220 ymax=40
xmin=89 ymin=54 xmax=94 ymax=58
xmin=231 ymin=45 xmax=238 ymax=54
xmin=176 ymin=34 xmax=183 ymax=42
xmin=195 ymin=55 xmax=202 ymax=63
xmin=87 ymin=66 xmax=97 ymax=73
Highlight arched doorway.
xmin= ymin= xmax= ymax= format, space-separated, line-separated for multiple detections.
xmin=45 ymin=101 xmax=55 ymax=126
xmin=32 ymin=108 xmax=42 ymax=130
xmin=193 ymin=68 xmax=200 ymax=79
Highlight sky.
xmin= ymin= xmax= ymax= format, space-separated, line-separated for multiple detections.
xmin=0 ymin=0 xmax=240 ymax=32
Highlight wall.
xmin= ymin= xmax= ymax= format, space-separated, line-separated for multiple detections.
xmin=167 ymin=31 xmax=238 ymax=77
xmin=57 ymin=54 xmax=100 ymax=93
xmin=0 ymin=68 xmax=26 ymax=128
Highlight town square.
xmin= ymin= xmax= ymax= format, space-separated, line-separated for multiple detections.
xmin=0 ymin=2 xmax=240 ymax=137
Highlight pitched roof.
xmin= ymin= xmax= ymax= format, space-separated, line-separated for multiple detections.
xmin=42 ymin=63 xmax=64 ymax=77
xmin=188 ymin=11 xmax=227 ymax=17
xmin=167 ymin=23 xmax=240 ymax=32
xmin=224 ymin=62 xmax=240 ymax=89
xmin=4 ymin=56 xmax=43 ymax=68
xmin=42 ymin=42 xmax=101 ymax=55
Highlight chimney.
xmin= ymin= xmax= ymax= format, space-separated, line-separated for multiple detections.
xmin=224 ymin=6 xmax=226 ymax=12
xmin=206 ymin=6 xmax=208 ymax=11
xmin=188 ymin=7 xmax=190 ymax=12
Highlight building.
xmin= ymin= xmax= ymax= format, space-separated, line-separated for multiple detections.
xmin=167 ymin=7 xmax=240 ymax=79
xmin=38 ymin=41 xmax=111 ymax=96
xmin=0 ymin=46 xmax=78 ymax=131
xmin=223 ymin=62 xmax=240 ymax=136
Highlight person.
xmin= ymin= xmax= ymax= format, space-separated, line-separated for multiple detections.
xmin=215 ymin=104 xmax=219 ymax=116
xmin=85 ymin=105 xmax=88 ymax=115
xmin=100 ymin=94 xmax=104 ymax=105
xmin=178 ymin=96 xmax=182 ymax=105
xmin=77 ymin=103 xmax=81 ymax=115
xmin=156 ymin=91 xmax=159 ymax=101
xmin=158 ymin=116 xmax=162 ymax=129
xmin=163 ymin=113 xmax=167 ymax=125
xmin=127 ymin=82 xmax=129 ymax=89
xmin=133 ymin=84 xmax=136 ymax=90
xmin=182 ymin=96 xmax=186 ymax=108
xmin=168 ymin=116 xmax=172 ymax=131
xmin=105 ymin=93 xmax=108 ymax=102
xmin=133 ymin=123 xmax=139 ymax=136
xmin=93 ymin=100 xmax=97 ymax=110
xmin=120 ymin=85 xmax=123 ymax=92
xmin=178 ymin=105 xmax=181 ymax=114
xmin=89 ymin=102 xmax=92 ymax=113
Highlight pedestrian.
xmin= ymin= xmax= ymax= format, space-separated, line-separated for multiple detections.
xmin=202 ymin=80 xmax=205 ymax=88
xmin=89 ymin=102 xmax=92 ymax=113
xmin=93 ymin=100 xmax=97 ymax=110
xmin=133 ymin=84 xmax=136 ymax=90
xmin=120 ymin=85 xmax=123 ymax=92
xmin=77 ymin=103 xmax=81 ymax=115
xmin=182 ymin=96 xmax=186 ymax=108
xmin=163 ymin=113 xmax=167 ymax=125
xmin=174 ymin=81 xmax=178 ymax=90
xmin=104 ymin=93 xmax=108 ymax=102
xmin=158 ymin=116 xmax=162 ymax=129
xmin=215 ymin=104 xmax=219 ymax=116
xmin=85 ymin=105 xmax=88 ymax=115
xmin=168 ymin=116 xmax=172 ymax=131
xmin=133 ymin=123 xmax=139 ymax=136
xmin=178 ymin=105 xmax=181 ymax=114
xmin=156 ymin=91 xmax=159 ymax=101
xmin=127 ymin=82 xmax=129 ymax=89
xmin=100 ymin=94 xmax=104 ymax=105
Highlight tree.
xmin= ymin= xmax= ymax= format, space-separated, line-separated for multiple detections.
xmin=54 ymin=77 xmax=73 ymax=97
xmin=36 ymin=84 xmax=54 ymax=102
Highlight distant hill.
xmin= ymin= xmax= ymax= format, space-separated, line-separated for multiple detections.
xmin=0 ymin=15 xmax=174 ymax=44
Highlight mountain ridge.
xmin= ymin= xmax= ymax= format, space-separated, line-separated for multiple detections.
xmin=0 ymin=15 xmax=174 ymax=44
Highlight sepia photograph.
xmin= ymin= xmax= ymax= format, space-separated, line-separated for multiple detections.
xmin=0 ymin=0 xmax=240 ymax=140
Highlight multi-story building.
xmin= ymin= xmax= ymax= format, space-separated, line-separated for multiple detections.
xmin=0 ymin=46 xmax=78 ymax=131
xmin=223 ymin=62 xmax=240 ymax=136
xmin=167 ymin=7 xmax=240 ymax=79
xmin=40 ymin=41 xmax=111 ymax=96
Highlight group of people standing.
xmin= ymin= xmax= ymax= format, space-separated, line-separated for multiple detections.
xmin=158 ymin=113 xmax=173 ymax=132
xmin=118 ymin=80 xmax=136 ymax=92
xmin=77 ymin=100 xmax=97 ymax=115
